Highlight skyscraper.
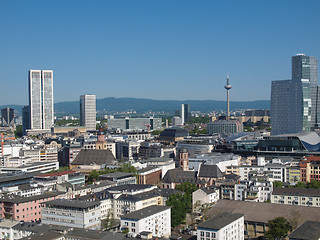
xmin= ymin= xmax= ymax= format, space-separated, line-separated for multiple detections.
xmin=271 ymin=54 xmax=318 ymax=135
xmin=28 ymin=70 xmax=54 ymax=130
xmin=80 ymin=95 xmax=96 ymax=131
xmin=181 ymin=104 xmax=191 ymax=124
xmin=1 ymin=107 xmax=14 ymax=127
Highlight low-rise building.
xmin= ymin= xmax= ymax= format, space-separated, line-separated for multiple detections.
xmin=197 ymin=212 xmax=244 ymax=240
xmin=193 ymin=186 xmax=219 ymax=211
xmin=42 ymin=199 xmax=101 ymax=230
xmin=271 ymin=187 xmax=320 ymax=207
xmin=121 ymin=205 xmax=171 ymax=238
xmin=0 ymin=161 xmax=59 ymax=174
xmin=99 ymin=172 xmax=136 ymax=185
xmin=288 ymin=220 xmax=320 ymax=240
xmin=137 ymin=167 xmax=162 ymax=185
xmin=0 ymin=192 xmax=58 ymax=222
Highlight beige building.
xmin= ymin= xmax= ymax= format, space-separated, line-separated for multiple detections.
xmin=271 ymin=187 xmax=320 ymax=207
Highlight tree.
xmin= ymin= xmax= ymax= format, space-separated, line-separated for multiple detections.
xmin=166 ymin=182 xmax=199 ymax=227
xmin=14 ymin=125 xmax=23 ymax=138
xmin=265 ymin=217 xmax=291 ymax=240
xmin=273 ymin=181 xmax=283 ymax=188
xmin=307 ymin=180 xmax=320 ymax=189
xmin=87 ymin=170 xmax=99 ymax=184
xmin=295 ymin=181 xmax=305 ymax=188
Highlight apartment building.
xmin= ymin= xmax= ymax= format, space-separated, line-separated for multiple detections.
xmin=121 ymin=205 xmax=171 ymax=238
xmin=197 ymin=212 xmax=244 ymax=240
xmin=271 ymin=187 xmax=320 ymax=207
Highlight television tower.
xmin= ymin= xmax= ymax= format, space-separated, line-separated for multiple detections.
xmin=224 ymin=74 xmax=232 ymax=118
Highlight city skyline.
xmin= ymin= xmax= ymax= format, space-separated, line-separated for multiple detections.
xmin=1 ymin=1 xmax=320 ymax=105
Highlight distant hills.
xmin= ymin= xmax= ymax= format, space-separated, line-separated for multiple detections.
xmin=1 ymin=97 xmax=270 ymax=115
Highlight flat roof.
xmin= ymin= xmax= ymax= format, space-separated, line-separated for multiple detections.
xmin=288 ymin=220 xmax=320 ymax=240
xmin=208 ymin=200 xmax=320 ymax=224
xmin=44 ymin=199 xmax=100 ymax=209
xmin=121 ymin=205 xmax=170 ymax=221
xmin=197 ymin=212 xmax=244 ymax=230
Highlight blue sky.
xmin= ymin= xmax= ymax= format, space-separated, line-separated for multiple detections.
xmin=1 ymin=0 xmax=320 ymax=105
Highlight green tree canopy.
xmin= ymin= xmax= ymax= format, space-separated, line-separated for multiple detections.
xmin=265 ymin=217 xmax=291 ymax=240
xmin=273 ymin=181 xmax=283 ymax=188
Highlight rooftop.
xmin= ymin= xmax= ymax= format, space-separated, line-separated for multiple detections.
xmin=35 ymin=170 xmax=76 ymax=178
xmin=288 ymin=220 xmax=320 ymax=240
xmin=44 ymin=199 xmax=100 ymax=209
xmin=208 ymin=200 xmax=320 ymax=224
xmin=0 ymin=192 xmax=58 ymax=203
xmin=273 ymin=187 xmax=320 ymax=197
xmin=197 ymin=212 xmax=244 ymax=230
xmin=121 ymin=205 xmax=171 ymax=220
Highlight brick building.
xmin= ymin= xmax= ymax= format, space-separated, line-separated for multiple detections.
xmin=300 ymin=156 xmax=320 ymax=182
xmin=137 ymin=167 xmax=162 ymax=185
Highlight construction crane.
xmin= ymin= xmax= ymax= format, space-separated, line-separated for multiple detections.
xmin=142 ymin=124 xmax=151 ymax=133
xmin=1 ymin=133 xmax=4 ymax=157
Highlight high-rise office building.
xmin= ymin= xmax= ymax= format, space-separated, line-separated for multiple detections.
xmin=1 ymin=107 xmax=14 ymax=127
xmin=28 ymin=70 xmax=54 ymax=130
xmin=80 ymin=95 xmax=96 ymax=131
xmin=181 ymin=104 xmax=191 ymax=124
xmin=271 ymin=54 xmax=318 ymax=135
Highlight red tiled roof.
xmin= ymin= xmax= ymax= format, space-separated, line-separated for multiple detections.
xmin=36 ymin=170 xmax=76 ymax=178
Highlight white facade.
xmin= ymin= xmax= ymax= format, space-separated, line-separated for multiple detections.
xmin=80 ymin=95 xmax=96 ymax=131
xmin=0 ymin=161 xmax=59 ymax=174
xmin=197 ymin=213 xmax=244 ymax=240
xmin=193 ymin=188 xmax=219 ymax=210
xmin=29 ymin=70 xmax=54 ymax=130
xmin=121 ymin=205 xmax=171 ymax=238
xmin=42 ymin=200 xmax=101 ymax=230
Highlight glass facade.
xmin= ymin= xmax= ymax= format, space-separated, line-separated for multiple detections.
xmin=271 ymin=55 xmax=318 ymax=135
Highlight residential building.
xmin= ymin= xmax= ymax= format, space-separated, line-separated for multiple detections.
xmin=28 ymin=70 xmax=54 ymax=131
xmin=42 ymin=199 xmax=101 ymax=230
xmin=192 ymin=186 xmax=219 ymax=211
xmin=80 ymin=94 xmax=96 ymax=131
xmin=197 ymin=212 xmax=244 ymax=240
xmin=271 ymin=187 xmax=320 ymax=207
xmin=271 ymin=54 xmax=318 ymax=135
xmin=235 ymin=180 xmax=272 ymax=202
xmin=120 ymin=205 xmax=171 ymax=238
xmin=1 ymin=107 xmax=14 ymax=127
xmin=0 ymin=192 xmax=58 ymax=222
xmin=300 ymin=155 xmax=320 ymax=182
xmin=181 ymin=104 xmax=191 ymax=124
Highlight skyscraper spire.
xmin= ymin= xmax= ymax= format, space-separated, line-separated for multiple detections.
xmin=224 ymin=74 xmax=232 ymax=118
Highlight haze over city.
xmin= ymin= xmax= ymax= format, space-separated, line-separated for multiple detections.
xmin=1 ymin=0 xmax=320 ymax=105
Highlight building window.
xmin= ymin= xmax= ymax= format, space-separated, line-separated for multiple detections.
xmin=131 ymin=223 xmax=135 ymax=227
xmin=200 ymin=231 xmax=204 ymax=236
xmin=206 ymin=232 xmax=210 ymax=237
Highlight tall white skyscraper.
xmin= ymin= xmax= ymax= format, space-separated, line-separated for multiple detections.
xmin=80 ymin=95 xmax=96 ymax=131
xmin=28 ymin=70 xmax=54 ymax=130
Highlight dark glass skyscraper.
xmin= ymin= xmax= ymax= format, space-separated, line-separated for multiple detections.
xmin=271 ymin=54 xmax=318 ymax=135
